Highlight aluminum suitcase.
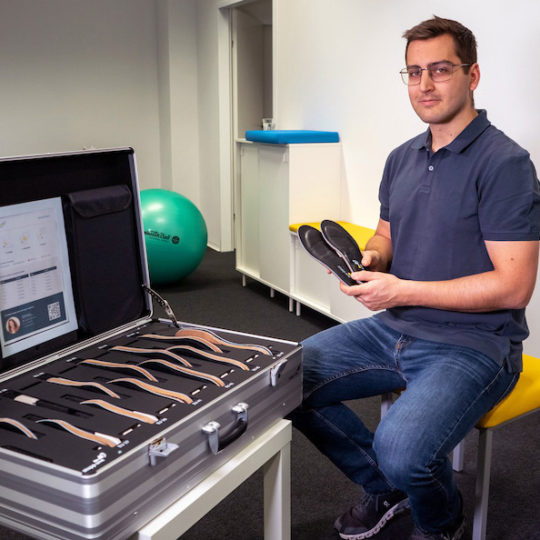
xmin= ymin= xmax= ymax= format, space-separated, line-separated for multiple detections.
xmin=0 ymin=148 xmax=302 ymax=539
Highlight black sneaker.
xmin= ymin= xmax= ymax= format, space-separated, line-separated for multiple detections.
xmin=409 ymin=515 xmax=466 ymax=540
xmin=334 ymin=491 xmax=410 ymax=539
xmin=320 ymin=220 xmax=367 ymax=273
xmin=296 ymin=225 xmax=358 ymax=286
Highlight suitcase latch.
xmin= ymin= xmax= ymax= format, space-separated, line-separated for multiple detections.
xmin=148 ymin=437 xmax=179 ymax=466
xmin=270 ymin=360 xmax=287 ymax=387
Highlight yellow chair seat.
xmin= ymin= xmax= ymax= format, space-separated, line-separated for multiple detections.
xmin=289 ymin=221 xmax=375 ymax=250
xmin=477 ymin=354 xmax=540 ymax=429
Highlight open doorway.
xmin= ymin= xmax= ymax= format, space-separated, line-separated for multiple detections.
xmin=229 ymin=0 xmax=273 ymax=257
xmin=232 ymin=0 xmax=273 ymax=137
xmin=215 ymin=0 xmax=273 ymax=252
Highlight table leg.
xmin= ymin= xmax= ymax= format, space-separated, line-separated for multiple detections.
xmin=263 ymin=439 xmax=291 ymax=540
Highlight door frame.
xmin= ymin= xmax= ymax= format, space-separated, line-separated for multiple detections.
xmin=216 ymin=0 xmax=276 ymax=252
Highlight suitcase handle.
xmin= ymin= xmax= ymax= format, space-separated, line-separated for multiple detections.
xmin=202 ymin=402 xmax=249 ymax=454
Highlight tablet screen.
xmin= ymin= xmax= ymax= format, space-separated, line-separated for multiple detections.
xmin=0 ymin=197 xmax=78 ymax=358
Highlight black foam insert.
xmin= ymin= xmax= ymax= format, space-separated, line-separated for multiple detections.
xmin=0 ymin=320 xmax=297 ymax=474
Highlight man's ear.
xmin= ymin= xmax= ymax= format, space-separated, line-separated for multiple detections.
xmin=469 ymin=62 xmax=480 ymax=92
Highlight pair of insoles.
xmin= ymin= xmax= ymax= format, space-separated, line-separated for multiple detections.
xmin=297 ymin=220 xmax=366 ymax=286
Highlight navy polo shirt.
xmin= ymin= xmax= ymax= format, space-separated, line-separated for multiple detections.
xmin=375 ymin=110 xmax=540 ymax=372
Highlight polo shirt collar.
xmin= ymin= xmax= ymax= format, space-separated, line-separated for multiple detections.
xmin=411 ymin=109 xmax=491 ymax=153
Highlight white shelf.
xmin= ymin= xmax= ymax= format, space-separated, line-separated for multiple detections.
xmin=235 ymin=139 xmax=373 ymax=323
xmin=236 ymin=140 xmax=342 ymax=298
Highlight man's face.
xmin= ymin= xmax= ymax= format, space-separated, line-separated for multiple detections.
xmin=406 ymin=33 xmax=479 ymax=127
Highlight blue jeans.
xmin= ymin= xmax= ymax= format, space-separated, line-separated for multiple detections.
xmin=290 ymin=316 xmax=518 ymax=533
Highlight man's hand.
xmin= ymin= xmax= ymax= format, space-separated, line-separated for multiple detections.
xmin=340 ymin=271 xmax=403 ymax=311
xmin=339 ymin=240 xmax=539 ymax=313
xmin=362 ymin=219 xmax=393 ymax=272
xmin=360 ymin=250 xmax=386 ymax=272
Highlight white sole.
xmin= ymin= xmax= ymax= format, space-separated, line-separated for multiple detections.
xmin=338 ymin=498 xmax=410 ymax=540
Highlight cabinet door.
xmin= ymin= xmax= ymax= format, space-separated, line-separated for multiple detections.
xmin=258 ymin=145 xmax=290 ymax=293
xmin=290 ymin=233 xmax=331 ymax=313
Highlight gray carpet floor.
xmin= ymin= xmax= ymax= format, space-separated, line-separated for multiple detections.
xmin=1 ymin=248 xmax=538 ymax=539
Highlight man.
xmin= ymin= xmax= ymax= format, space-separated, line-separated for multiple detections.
xmin=291 ymin=16 xmax=540 ymax=540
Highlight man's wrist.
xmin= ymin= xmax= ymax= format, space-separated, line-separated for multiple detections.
xmin=396 ymin=278 xmax=415 ymax=307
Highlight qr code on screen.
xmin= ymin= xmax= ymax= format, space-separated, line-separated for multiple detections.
xmin=47 ymin=301 xmax=61 ymax=321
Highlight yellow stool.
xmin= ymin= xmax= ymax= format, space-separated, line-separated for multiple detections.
xmin=472 ymin=354 xmax=540 ymax=539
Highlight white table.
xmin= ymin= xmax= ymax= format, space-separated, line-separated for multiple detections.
xmin=134 ymin=419 xmax=292 ymax=540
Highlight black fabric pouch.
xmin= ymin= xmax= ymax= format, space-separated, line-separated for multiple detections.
xmin=66 ymin=185 xmax=146 ymax=335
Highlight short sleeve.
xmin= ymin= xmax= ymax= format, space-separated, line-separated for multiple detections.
xmin=378 ymin=155 xmax=392 ymax=222
xmin=478 ymin=153 xmax=540 ymax=241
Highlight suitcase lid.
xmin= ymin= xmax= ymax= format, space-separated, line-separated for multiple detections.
xmin=0 ymin=148 xmax=152 ymax=374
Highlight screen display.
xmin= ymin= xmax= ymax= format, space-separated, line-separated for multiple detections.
xmin=0 ymin=197 xmax=78 ymax=358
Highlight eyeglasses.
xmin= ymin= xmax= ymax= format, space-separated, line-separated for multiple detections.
xmin=400 ymin=61 xmax=471 ymax=85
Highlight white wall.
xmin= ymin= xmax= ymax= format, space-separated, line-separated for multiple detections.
xmin=0 ymin=0 xmax=208 ymax=233
xmin=195 ymin=0 xmax=228 ymax=250
xmin=274 ymin=0 xmax=540 ymax=226
xmin=0 ymin=0 xmax=162 ymax=190
xmin=158 ymin=0 xmax=201 ymax=202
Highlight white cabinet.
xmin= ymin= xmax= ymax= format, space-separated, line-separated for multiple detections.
xmin=236 ymin=140 xmax=342 ymax=296
xmin=236 ymin=139 xmax=375 ymax=323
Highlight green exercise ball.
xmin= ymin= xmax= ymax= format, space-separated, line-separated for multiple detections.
xmin=140 ymin=189 xmax=208 ymax=285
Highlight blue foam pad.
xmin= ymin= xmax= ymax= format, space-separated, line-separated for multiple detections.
xmin=245 ymin=130 xmax=339 ymax=144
